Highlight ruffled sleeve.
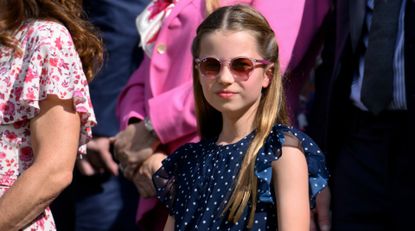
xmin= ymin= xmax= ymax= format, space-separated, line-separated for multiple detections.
xmin=255 ymin=124 xmax=329 ymax=207
xmin=16 ymin=21 xmax=96 ymax=154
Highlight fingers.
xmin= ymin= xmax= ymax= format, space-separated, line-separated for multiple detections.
xmin=114 ymin=147 xmax=154 ymax=172
xmin=137 ymin=181 xmax=156 ymax=198
xmin=122 ymin=164 xmax=139 ymax=180
xmin=316 ymin=209 xmax=331 ymax=231
xmin=99 ymin=149 xmax=119 ymax=176
xmin=118 ymin=163 xmax=126 ymax=173
xmin=76 ymin=159 xmax=96 ymax=176
xmin=84 ymin=137 xmax=119 ymax=175
xmin=130 ymin=159 xmax=158 ymax=197
xmin=315 ymin=187 xmax=332 ymax=231
xmin=83 ymin=150 xmax=107 ymax=174
xmin=310 ymin=215 xmax=317 ymax=231
xmin=132 ymin=170 xmax=156 ymax=197
xmin=316 ymin=207 xmax=331 ymax=230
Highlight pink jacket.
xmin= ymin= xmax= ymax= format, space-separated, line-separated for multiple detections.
xmin=116 ymin=0 xmax=330 ymax=228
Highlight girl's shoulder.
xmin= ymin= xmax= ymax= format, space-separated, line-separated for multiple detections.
xmin=264 ymin=124 xmax=327 ymax=175
xmin=269 ymin=124 xmax=319 ymax=151
xmin=256 ymin=124 xmax=329 ymax=205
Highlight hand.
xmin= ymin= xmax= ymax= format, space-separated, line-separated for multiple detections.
xmin=132 ymin=152 xmax=167 ymax=198
xmin=310 ymin=187 xmax=331 ymax=231
xmin=77 ymin=137 xmax=119 ymax=176
xmin=111 ymin=121 xmax=160 ymax=179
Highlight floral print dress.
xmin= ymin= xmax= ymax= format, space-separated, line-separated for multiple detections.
xmin=0 ymin=20 xmax=96 ymax=230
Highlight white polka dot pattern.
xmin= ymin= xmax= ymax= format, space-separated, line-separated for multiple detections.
xmin=153 ymin=124 xmax=329 ymax=230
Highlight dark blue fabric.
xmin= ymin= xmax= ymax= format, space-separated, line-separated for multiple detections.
xmin=51 ymin=171 xmax=140 ymax=231
xmin=84 ymin=0 xmax=148 ymax=137
xmin=74 ymin=173 xmax=139 ymax=231
xmin=154 ymin=124 xmax=329 ymax=230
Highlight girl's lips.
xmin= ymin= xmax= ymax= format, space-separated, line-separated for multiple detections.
xmin=216 ymin=90 xmax=236 ymax=98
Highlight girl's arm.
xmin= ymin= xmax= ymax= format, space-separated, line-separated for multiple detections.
xmin=0 ymin=95 xmax=80 ymax=230
xmin=163 ymin=215 xmax=175 ymax=231
xmin=272 ymin=146 xmax=310 ymax=231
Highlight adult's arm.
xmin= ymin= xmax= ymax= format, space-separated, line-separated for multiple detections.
xmin=113 ymin=82 xmax=196 ymax=178
xmin=116 ymin=60 xmax=197 ymax=144
xmin=116 ymin=59 xmax=148 ymax=129
xmin=113 ymin=58 xmax=156 ymax=178
xmin=146 ymin=81 xmax=197 ymax=144
xmin=114 ymin=0 xmax=202 ymax=158
xmin=0 ymin=95 xmax=80 ymax=230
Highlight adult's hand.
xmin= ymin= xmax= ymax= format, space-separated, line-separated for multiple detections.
xmin=111 ymin=121 xmax=160 ymax=179
xmin=310 ymin=187 xmax=331 ymax=231
xmin=77 ymin=137 xmax=119 ymax=176
xmin=132 ymin=152 xmax=167 ymax=197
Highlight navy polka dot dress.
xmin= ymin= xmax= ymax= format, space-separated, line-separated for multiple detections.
xmin=153 ymin=124 xmax=329 ymax=230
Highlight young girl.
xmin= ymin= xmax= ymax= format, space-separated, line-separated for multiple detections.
xmin=153 ymin=5 xmax=328 ymax=231
xmin=0 ymin=0 xmax=102 ymax=230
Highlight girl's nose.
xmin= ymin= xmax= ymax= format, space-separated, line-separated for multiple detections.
xmin=216 ymin=65 xmax=235 ymax=84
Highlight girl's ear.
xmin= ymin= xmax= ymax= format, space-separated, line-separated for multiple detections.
xmin=262 ymin=65 xmax=274 ymax=88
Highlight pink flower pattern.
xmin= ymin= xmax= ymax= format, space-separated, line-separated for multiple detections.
xmin=0 ymin=20 xmax=96 ymax=230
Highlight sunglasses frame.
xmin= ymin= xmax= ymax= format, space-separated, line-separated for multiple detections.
xmin=195 ymin=56 xmax=272 ymax=81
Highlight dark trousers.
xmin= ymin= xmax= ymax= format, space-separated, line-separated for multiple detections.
xmin=52 ymin=171 xmax=139 ymax=231
xmin=331 ymin=106 xmax=414 ymax=231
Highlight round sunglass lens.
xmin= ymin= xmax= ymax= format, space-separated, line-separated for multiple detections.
xmin=231 ymin=58 xmax=254 ymax=80
xmin=200 ymin=58 xmax=221 ymax=77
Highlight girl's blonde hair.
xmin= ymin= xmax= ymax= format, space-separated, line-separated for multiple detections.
xmin=0 ymin=0 xmax=103 ymax=82
xmin=191 ymin=4 xmax=289 ymax=228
